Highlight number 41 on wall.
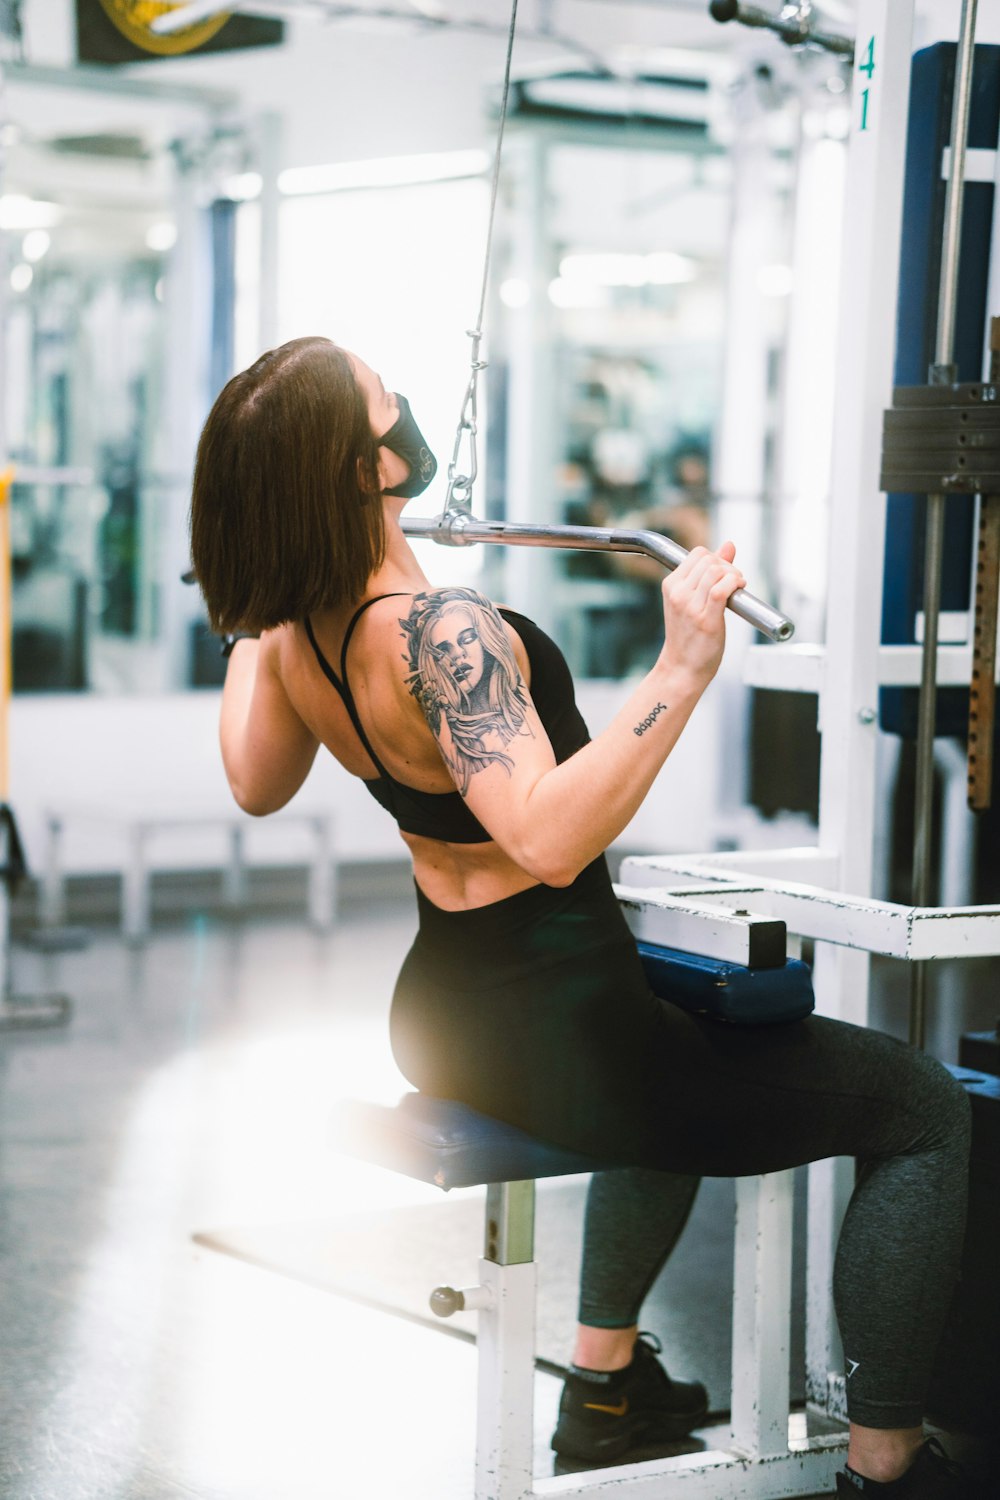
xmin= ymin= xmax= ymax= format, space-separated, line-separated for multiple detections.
xmin=858 ymin=35 xmax=876 ymax=131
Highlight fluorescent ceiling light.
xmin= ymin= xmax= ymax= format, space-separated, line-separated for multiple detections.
xmin=548 ymin=277 xmax=606 ymax=310
xmin=758 ymin=263 xmax=794 ymax=297
xmin=558 ymin=250 xmax=696 ymax=287
xmin=145 ymin=221 xmax=178 ymax=252
xmin=223 ymin=172 xmax=263 ymax=201
xmin=499 ymin=278 xmax=530 ymax=309
xmin=279 ymin=149 xmax=488 ymax=196
xmin=22 ymin=230 xmax=51 ymax=263
xmin=0 ymin=195 xmax=62 ymax=230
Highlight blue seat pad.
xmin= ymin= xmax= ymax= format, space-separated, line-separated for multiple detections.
xmin=637 ymin=942 xmax=815 ymax=1024
xmin=943 ymin=1065 xmax=1000 ymax=1185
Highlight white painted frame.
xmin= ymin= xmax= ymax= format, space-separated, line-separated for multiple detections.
xmin=387 ymin=5 xmax=1000 ymax=1497
xmin=466 ymin=4 xmax=941 ymax=1495
xmin=611 ymin=0 xmax=1000 ymax=1464
xmin=616 ymin=867 xmax=1000 ymax=962
xmin=464 ymin=1173 xmax=845 ymax=1500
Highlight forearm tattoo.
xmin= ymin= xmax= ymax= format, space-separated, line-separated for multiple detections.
xmin=633 ymin=702 xmax=668 ymax=736
xmin=400 ymin=588 xmax=532 ymax=793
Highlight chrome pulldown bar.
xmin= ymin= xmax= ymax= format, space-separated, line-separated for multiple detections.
xmin=708 ymin=0 xmax=854 ymax=59
xmin=402 ymin=513 xmax=795 ymax=643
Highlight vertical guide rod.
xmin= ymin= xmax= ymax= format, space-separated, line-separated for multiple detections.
xmin=966 ymin=320 xmax=1000 ymax=810
xmin=910 ymin=0 xmax=980 ymax=1049
xmin=0 ymin=54 xmax=11 ymax=1005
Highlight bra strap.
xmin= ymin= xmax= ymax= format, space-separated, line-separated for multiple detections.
xmin=338 ymin=593 xmax=407 ymax=680
xmin=304 ymin=593 xmax=410 ymax=780
xmin=303 ymin=616 xmax=345 ymax=694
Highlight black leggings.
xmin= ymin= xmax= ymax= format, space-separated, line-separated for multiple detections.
xmin=390 ymin=858 xmax=971 ymax=1429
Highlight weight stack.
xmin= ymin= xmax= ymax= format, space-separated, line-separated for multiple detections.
xmin=926 ymin=1067 xmax=1000 ymax=1460
xmin=880 ymin=42 xmax=1000 ymax=739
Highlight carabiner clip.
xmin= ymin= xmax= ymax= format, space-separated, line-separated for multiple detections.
xmin=442 ymin=329 xmax=488 ymax=520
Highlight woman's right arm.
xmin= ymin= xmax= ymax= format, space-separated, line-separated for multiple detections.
xmin=220 ymin=634 xmax=319 ymax=814
xmin=399 ymin=543 xmax=745 ymax=886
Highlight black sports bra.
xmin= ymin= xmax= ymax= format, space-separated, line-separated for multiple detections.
xmin=304 ymin=593 xmax=590 ymax=843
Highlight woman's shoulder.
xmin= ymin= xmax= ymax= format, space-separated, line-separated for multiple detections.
xmin=348 ymin=586 xmax=535 ymax=681
xmin=364 ymin=587 xmax=522 ymax=644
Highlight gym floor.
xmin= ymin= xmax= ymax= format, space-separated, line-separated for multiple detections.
xmin=0 ymin=866 xmax=992 ymax=1500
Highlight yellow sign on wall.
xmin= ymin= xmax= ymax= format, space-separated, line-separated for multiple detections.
xmin=96 ymin=0 xmax=233 ymax=56
xmin=76 ymin=0 xmax=284 ymax=64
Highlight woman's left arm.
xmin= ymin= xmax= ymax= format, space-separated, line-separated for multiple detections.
xmin=219 ymin=636 xmax=319 ymax=814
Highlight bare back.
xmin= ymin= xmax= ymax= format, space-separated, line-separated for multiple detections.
xmin=272 ymin=595 xmax=544 ymax=910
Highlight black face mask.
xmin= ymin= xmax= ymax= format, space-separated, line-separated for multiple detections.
xmin=378 ymin=395 xmax=438 ymax=499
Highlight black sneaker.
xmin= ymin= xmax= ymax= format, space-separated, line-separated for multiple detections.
xmin=836 ymin=1438 xmax=982 ymax=1499
xmin=551 ymin=1331 xmax=709 ymax=1464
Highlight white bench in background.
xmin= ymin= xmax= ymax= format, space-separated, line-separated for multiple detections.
xmin=40 ymin=805 xmax=337 ymax=941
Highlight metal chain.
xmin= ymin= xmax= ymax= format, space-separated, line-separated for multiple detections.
xmin=442 ymin=0 xmax=519 ymax=518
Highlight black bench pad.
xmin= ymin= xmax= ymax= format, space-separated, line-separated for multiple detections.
xmin=334 ymin=1092 xmax=614 ymax=1191
xmin=336 ymin=942 xmax=816 ymax=1188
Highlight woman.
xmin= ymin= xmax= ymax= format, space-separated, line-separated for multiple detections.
xmin=191 ymin=336 xmax=973 ymax=1499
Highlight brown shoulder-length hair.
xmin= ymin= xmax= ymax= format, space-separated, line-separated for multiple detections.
xmin=189 ymin=336 xmax=385 ymax=632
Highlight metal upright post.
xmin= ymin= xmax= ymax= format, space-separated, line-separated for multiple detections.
xmin=810 ymin=0 xmax=914 ymax=1416
xmin=157 ymin=136 xmax=214 ymax=692
xmin=0 ymin=52 xmax=10 ymax=841
xmin=730 ymin=1172 xmax=794 ymax=1458
xmin=0 ymin=56 xmax=70 ymax=1029
xmin=909 ymin=0 xmax=980 ymax=1050
xmin=712 ymin=74 xmax=780 ymax=835
xmin=503 ymin=134 xmax=558 ymax=638
xmin=474 ymin=1181 xmax=535 ymax=1500
xmin=256 ymin=110 xmax=282 ymax=355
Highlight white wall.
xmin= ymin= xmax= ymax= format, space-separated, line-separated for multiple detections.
xmin=14 ymin=0 xmax=989 ymax=888
xmin=9 ymin=681 xmax=721 ymax=878
xmin=7 ymin=0 xmax=735 ymax=889
xmin=10 ymin=691 xmax=400 ymax=877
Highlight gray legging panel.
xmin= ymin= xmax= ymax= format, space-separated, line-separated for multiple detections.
xmin=392 ymin=860 xmax=971 ymax=1432
xmin=577 ymin=1025 xmax=971 ymax=1430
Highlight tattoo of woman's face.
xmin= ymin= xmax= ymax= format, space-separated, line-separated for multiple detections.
xmin=401 ymin=589 xmax=532 ymax=793
xmin=429 ymin=609 xmax=486 ymax=697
